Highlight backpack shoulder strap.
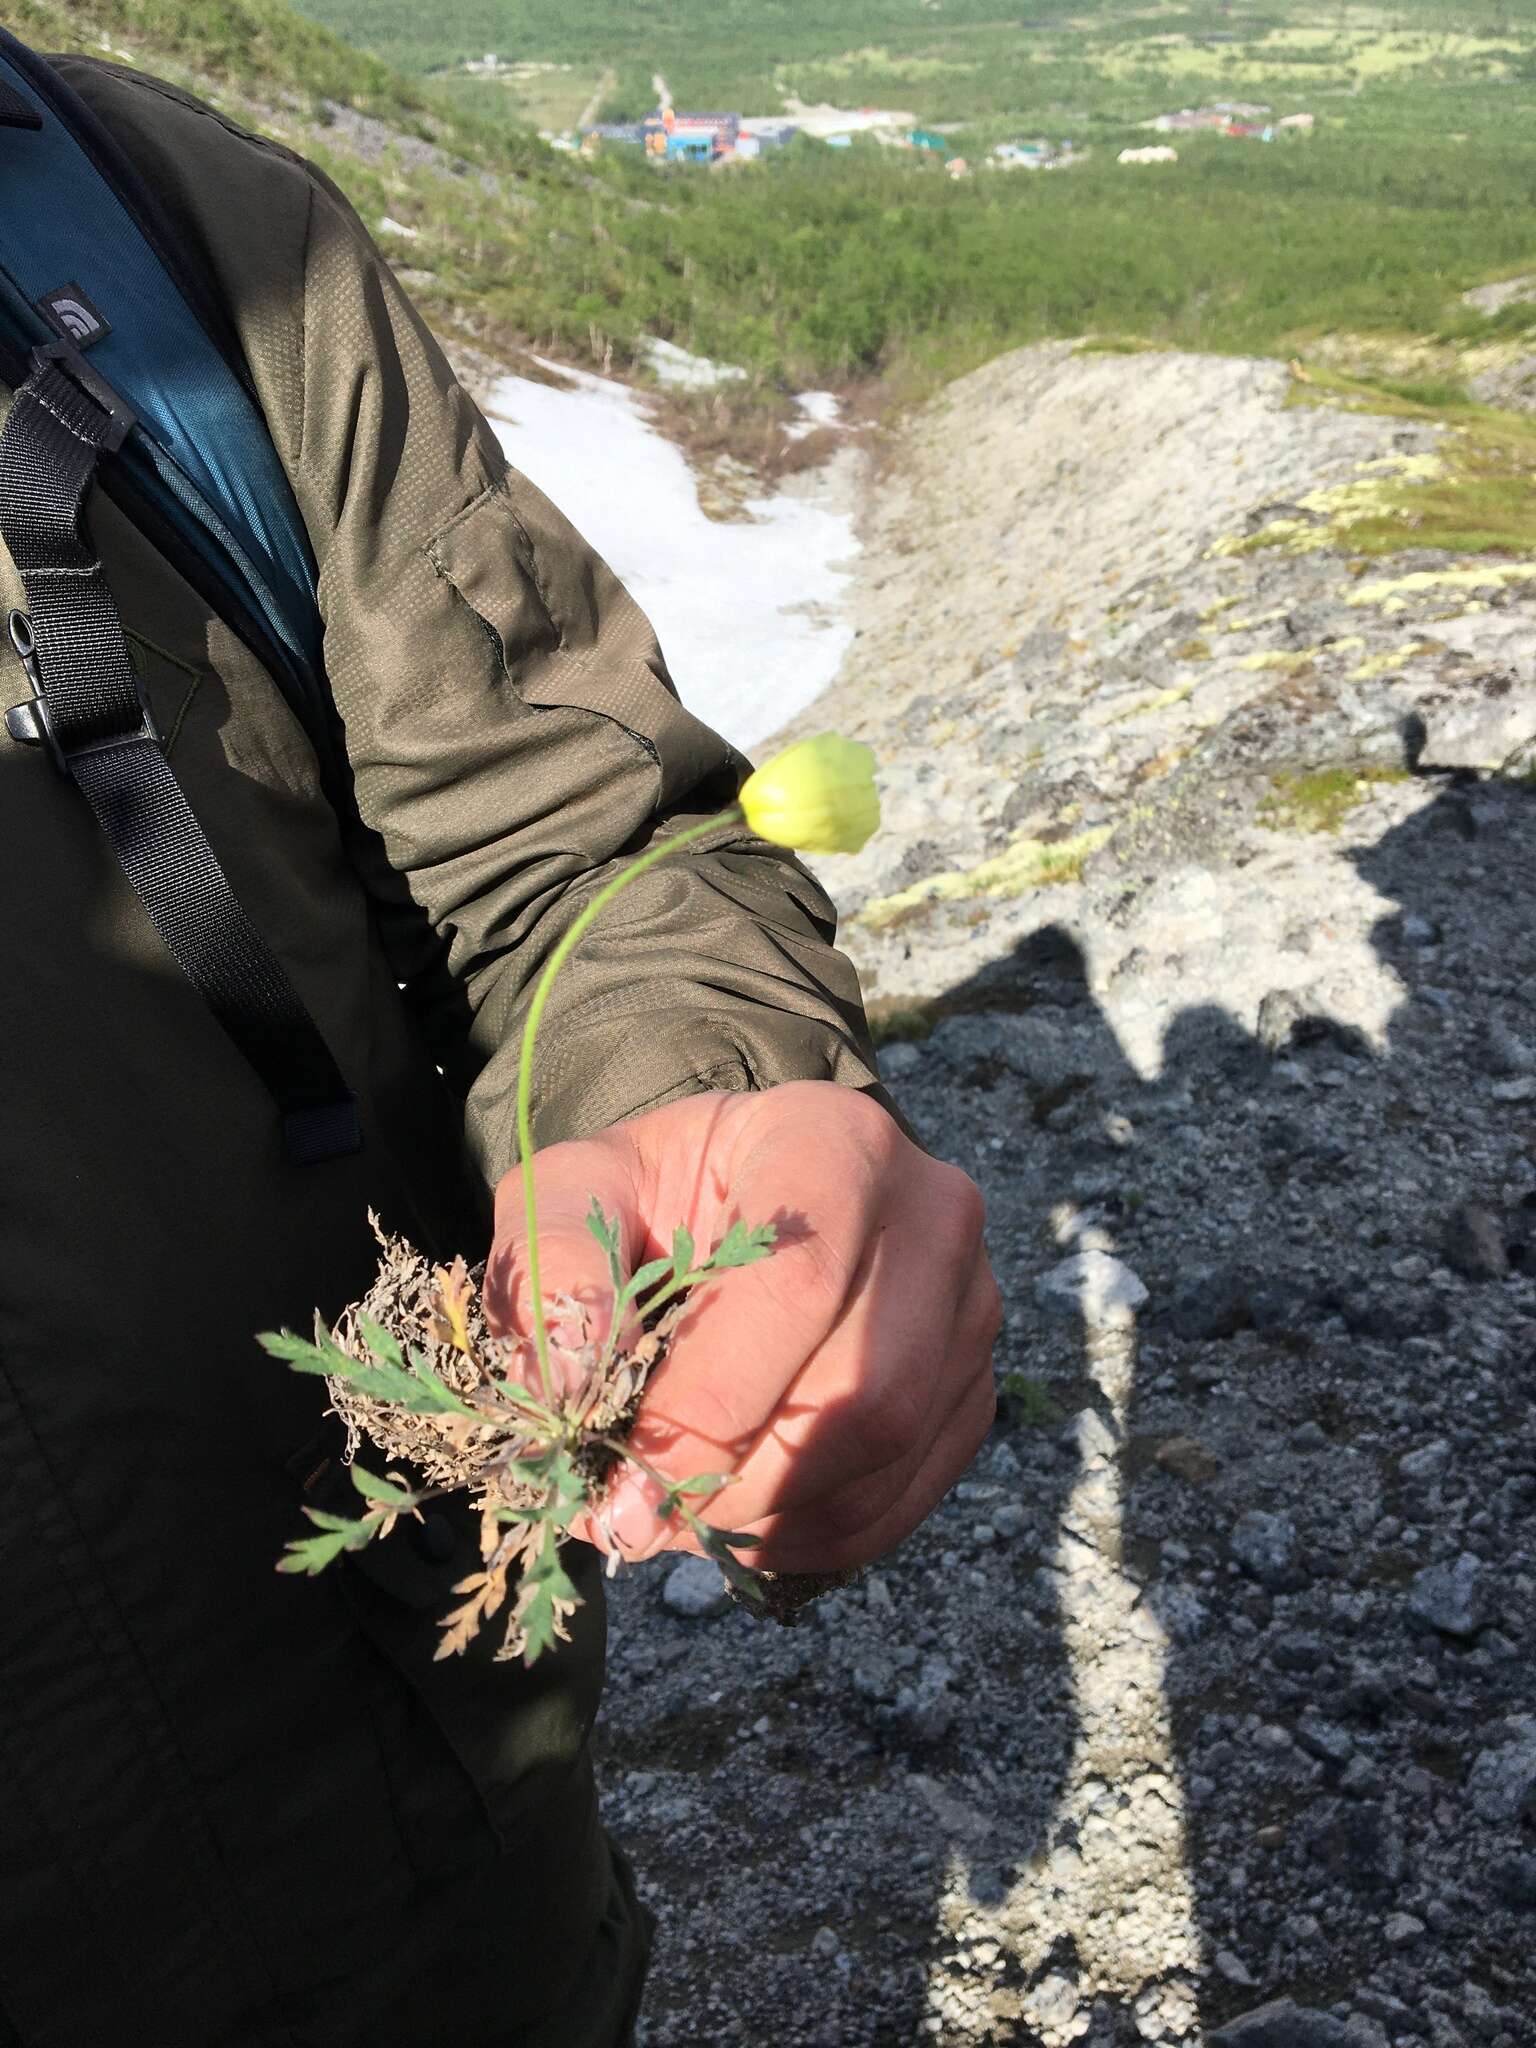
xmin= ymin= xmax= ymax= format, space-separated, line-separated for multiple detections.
xmin=0 ymin=39 xmax=359 ymax=1166
xmin=0 ymin=28 xmax=339 ymax=771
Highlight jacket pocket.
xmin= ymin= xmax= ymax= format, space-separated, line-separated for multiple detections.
xmin=426 ymin=468 xmax=731 ymax=808
xmin=293 ymin=1434 xmax=607 ymax=1883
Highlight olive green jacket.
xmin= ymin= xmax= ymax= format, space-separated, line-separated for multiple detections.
xmin=0 ymin=50 xmax=878 ymax=2048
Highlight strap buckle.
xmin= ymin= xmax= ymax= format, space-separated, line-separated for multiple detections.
xmin=4 ymin=608 xmax=160 ymax=771
xmin=31 ymin=336 xmax=136 ymax=452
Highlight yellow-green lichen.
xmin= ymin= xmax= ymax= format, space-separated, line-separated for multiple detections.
xmin=1104 ymin=682 xmax=1195 ymax=725
xmin=1345 ymin=641 xmax=1439 ymax=680
xmin=1258 ymin=765 xmax=1410 ymax=836
xmin=858 ymin=826 xmax=1113 ymax=932
xmin=1346 ymin=561 xmax=1536 ymax=610
xmin=1236 ymin=648 xmax=1320 ymax=672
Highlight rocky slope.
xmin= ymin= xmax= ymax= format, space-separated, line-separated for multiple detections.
xmin=593 ymin=343 xmax=1536 ymax=2048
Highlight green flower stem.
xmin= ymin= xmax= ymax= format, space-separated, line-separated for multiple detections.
xmin=516 ymin=807 xmax=740 ymax=1401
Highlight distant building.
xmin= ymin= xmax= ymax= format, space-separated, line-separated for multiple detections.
xmin=739 ymin=119 xmax=799 ymax=148
xmin=1119 ymin=145 xmax=1179 ymax=165
xmin=581 ymin=122 xmax=644 ymax=151
xmin=643 ymin=108 xmax=741 ymax=161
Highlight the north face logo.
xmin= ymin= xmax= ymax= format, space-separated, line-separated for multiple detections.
xmin=36 ymin=282 xmax=110 ymax=348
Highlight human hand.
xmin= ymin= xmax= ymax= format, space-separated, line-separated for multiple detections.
xmin=485 ymin=1081 xmax=1000 ymax=1574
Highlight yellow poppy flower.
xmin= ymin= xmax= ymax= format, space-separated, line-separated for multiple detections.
xmin=738 ymin=734 xmax=880 ymax=855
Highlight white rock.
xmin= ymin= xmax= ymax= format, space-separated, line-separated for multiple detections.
xmin=661 ymin=1555 xmax=731 ymax=1619
xmin=1035 ymin=1249 xmax=1149 ymax=1325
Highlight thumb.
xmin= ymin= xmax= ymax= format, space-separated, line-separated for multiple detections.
xmin=484 ymin=1131 xmax=644 ymax=1381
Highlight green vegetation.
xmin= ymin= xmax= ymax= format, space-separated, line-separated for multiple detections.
xmin=999 ymin=1372 xmax=1062 ymax=1430
xmin=20 ymin=0 xmax=1536 ymax=450
xmin=13 ymin=0 xmax=420 ymax=114
xmin=1223 ymin=367 xmax=1536 ymax=558
xmin=299 ymin=0 xmax=1536 ymax=400
xmin=860 ymin=827 xmax=1114 ymax=933
xmin=1258 ymin=764 xmax=1411 ymax=833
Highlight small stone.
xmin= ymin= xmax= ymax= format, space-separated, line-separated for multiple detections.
xmin=1211 ymin=1999 xmax=1357 ymax=2047
xmin=1402 ymin=912 xmax=1441 ymax=947
xmin=1256 ymin=1823 xmax=1287 ymax=1850
xmin=1407 ymin=1553 xmax=1490 ymax=1639
xmin=1490 ymin=1851 xmax=1536 ymax=1908
xmin=1257 ymin=988 xmax=1312 ymax=1054
xmin=1232 ymin=1510 xmax=1302 ymax=1590
xmin=1343 ymin=2018 xmax=1390 ymax=2048
xmin=1168 ymin=1263 xmax=1253 ymax=1341
xmin=1297 ymin=1710 xmax=1354 ymax=1766
xmin=810 ymin=1925 xmax=839 ymax=1960
xmin=1155 ymin=1434 xmax=1221 ymax=1483
xmin=1270 ymin=1631 xmax=1328 ymax=1674
xmin=661 ymin=1554 xmax=731 ymax=1619
xmin=1036 ymin=1250 xmax=1148 ymax=1325
xmin=1383 ymin=1912 xmax=1424 ymax=1947
xmin=878 ymin=1039 xmax=925 ymax=1081
xmin=1216 ymin=1949 xmax=1257 ymax=1987
xmin=991 ymin=1503 xmax=1028 ymax=1540
xmin=1340 ymin=1756 xmax=1384 ymax=1800
xmin=1491 ymin=1076 xmax=1536 ymax=1103
xmin=1466 ymin=1718 xmax=1536 ymax=1823
xmin=1400 ymin=1439 xmax=1452 ymax=1484
xmin=1024 ymin=1973 xmax=1080 ymax=2030
xmin=1483 ymin=1017 xmax=1536 ymax=1077
xmin=1145 ymin=1581 xmax=1210 ymax=1643
xmin=852 ymin=1652 xmax=898 ymax=1704
xmin=1290 ymin=1419 xmax=1330 ymax=1452
xmin=1442 ymin=1202 xmax=1509 ymax=1281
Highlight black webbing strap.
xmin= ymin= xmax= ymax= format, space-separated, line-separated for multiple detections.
xmin=0 ymin=346 xmax=361 ymax=1164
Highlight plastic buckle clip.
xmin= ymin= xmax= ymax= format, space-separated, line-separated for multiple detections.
xmin=31 ymin=337 xmax=136 ymax=452
xmin=4 ymin=608 xmax=161 ymax=772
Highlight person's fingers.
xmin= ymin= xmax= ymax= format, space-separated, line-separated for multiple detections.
xmin=483 ymin=1132 xmax=643 ymax=1371
xmin=722 ymin=1249 xmax=1001 ymax=1534
xmin=649 ymin=1193 xmax=987 ymax=1539
xmin=586 ymin=1251 xmax=1000 ymax=1564
xmin=604 ymin=1089 xmax=896 ymax=1515
xmin=708 ymin=1250 xmax=1000 ymax=1543
xmin=739 ymin=1359 xmax=999 ymax=1573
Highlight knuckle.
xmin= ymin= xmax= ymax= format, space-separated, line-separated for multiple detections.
xmin=921 ymin=1159 xmax=986 ymax=1250
xmin=974 ymin=1271 xmax=1005 ymax=1350
xmin=948 ymin=1167 xmax=989 ymax=1241
xmin=833 ymin=1085 xmax=900 ymax=1160
xmin=848 ymin=1382 xmax=925 ymax=1474
xmin=818 ymin=1474 xmax=893 ymax=1543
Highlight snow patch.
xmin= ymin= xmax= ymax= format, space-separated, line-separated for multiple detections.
xmin=485 ymin=362 xmax=856 ymax=750
xmin=785 ymin=390 xmax=844 ymax=441
xmin=638 ymin=338 xmax=748 ymax=391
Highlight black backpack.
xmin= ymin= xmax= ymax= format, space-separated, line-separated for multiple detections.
xmin=0 ymin=30 xmax=359 ymax=1163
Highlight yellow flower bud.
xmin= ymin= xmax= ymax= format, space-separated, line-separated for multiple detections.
xmin=738 ymin=734 xmax=880 ymax=855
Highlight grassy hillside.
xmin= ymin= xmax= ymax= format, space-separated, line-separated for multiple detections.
xmin=14 ymin=0 xmax=1536 ymax=533
xmin=294 ymin=0 xmax=1536 ymax=126
xmin=279 ymin=0 xmax=1536 ymax=390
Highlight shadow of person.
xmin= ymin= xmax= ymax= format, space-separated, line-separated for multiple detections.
xmin=593 ymin=775 xmax=1536 ymax=2048
xmin=932 ymin=775 xmax=1536 ymax=2047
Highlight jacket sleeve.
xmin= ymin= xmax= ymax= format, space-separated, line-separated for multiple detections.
xmin=283 ymin=164 xmax=881 ymax=1181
